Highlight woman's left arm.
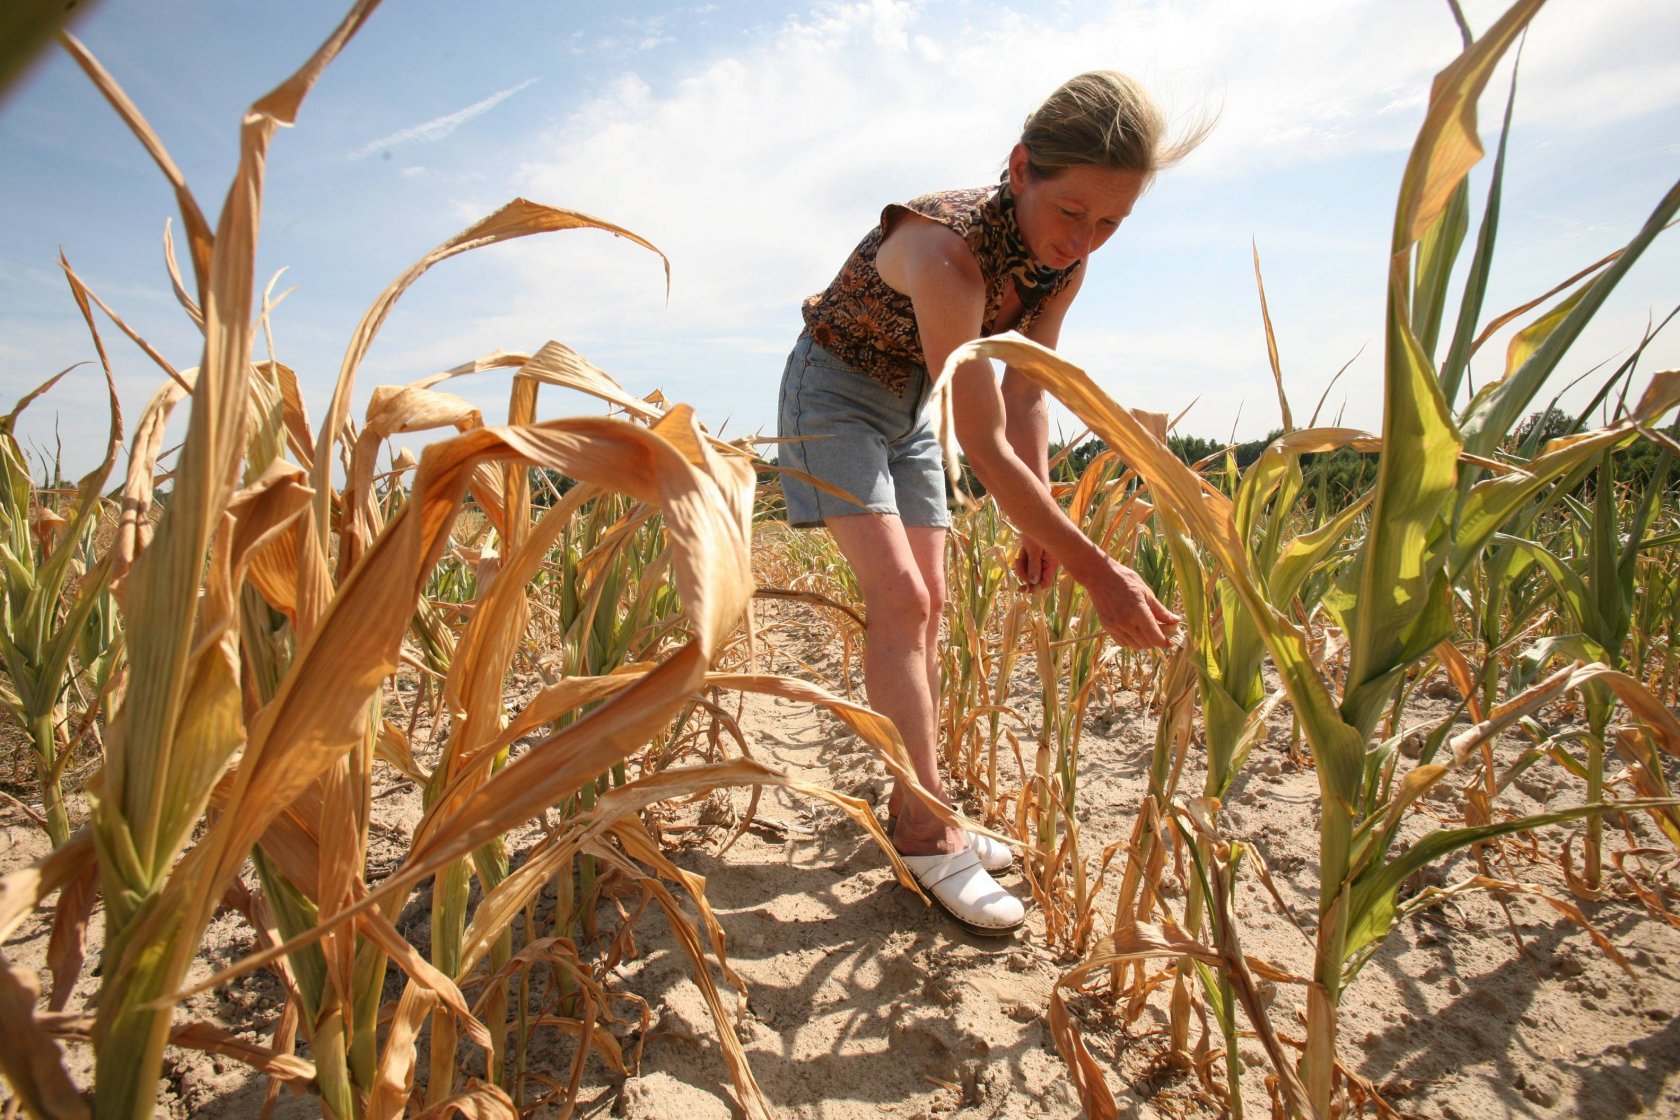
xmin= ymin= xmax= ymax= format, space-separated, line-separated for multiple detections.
xmin=1003 ymin=266 xmax=1086 ymax=588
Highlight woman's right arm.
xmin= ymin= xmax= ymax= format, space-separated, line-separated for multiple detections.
xmin=876 ymin=218 xmax=1177 ymax=649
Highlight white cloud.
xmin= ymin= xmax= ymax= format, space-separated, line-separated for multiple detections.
xmin=348 ymin=78 xmax=540 ymax=160
xmin=444 ymin=0 xmax=1675 ymax=442
xmin=12 ymin=0 xmax=1675 ymax=478
xmin=502 ymin=2 xmax=1452 ymax=345
xmin=1459 ymin=0 xmax=1680 ymax=130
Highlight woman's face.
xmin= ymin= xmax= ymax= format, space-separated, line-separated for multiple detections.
xmin=1008 ymin=144 xmax=1147 ymax=271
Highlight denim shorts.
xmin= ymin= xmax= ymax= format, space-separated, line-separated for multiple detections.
xmin=776 ymin=333 xmax=949 ymax=529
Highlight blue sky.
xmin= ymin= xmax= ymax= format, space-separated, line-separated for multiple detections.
xmin=2 ymin=0 xmax=1676 ymax=477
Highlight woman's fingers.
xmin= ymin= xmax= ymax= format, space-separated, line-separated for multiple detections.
xmin=1089 ymin=560 xmax=1177 ymax=649
xmin=1039 ymin=550 xmax=1061 ymax=584
xmin=1013 ymin=539 xmax=1060 ymax=589
xmin=1146 ymin=588 xmax=1180 ymax=631
xmin=1128 ymin=612 xmax=1171 ymax=648
xmin=1013 ymin=544 xmax=1040 ymax=586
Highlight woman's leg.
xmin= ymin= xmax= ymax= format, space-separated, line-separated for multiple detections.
xmin=907 ymin=524 xmax=948 ymax=726
xmin=824 ymin=513 xmax=961 ymax=857
xmin=882 ymin=525 xmax=948 ymax=815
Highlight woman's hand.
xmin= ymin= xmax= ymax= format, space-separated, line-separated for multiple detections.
xmin=1013 ymin=537 xmax=1060 ymax=590
xmin=1079 ymin=555 xmax=1179 ymax=649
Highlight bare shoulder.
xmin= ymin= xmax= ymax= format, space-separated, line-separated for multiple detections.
xmin=877 ymin=213 xmax=982 ymax=298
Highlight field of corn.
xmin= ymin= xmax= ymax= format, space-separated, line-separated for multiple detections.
xmin=4 ymin=1 xmax=1680 ymax=1118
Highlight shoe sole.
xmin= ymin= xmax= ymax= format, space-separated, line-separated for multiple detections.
xmin=897 ymin=849 xmax=1025 ymax=937
xmin=918 ymin=885 xmax=1023 ymax=937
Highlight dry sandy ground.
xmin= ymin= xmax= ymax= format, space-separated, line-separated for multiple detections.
xmin=4 ymin=595 xmax=1680 ymax=1118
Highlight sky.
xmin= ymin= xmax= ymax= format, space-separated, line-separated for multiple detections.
xmin=1 ymin=0 xmax=1677 ymax=479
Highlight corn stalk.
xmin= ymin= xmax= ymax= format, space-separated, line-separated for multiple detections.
xmin=0 ymin=347 xmax=122 ymax=847
xmin=941 ymin=4 xmax=1680 ymax=1084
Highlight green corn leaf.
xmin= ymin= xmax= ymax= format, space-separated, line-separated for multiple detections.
xmin=1511 ymin=634 xmax=1615 ymax=692
xmin=1452 ymin=372 xmax=1680 ymax=579
xmin=0 ymin=621 xmax=40 ymax=715
xmin=250 ymin=848 xmax=328 ymax=1024
xmin=1344 ymin=569 xmax=1459 ymax=734
xmin=1338 ymin=289 xmax=1462 ymax=741
xmin=31 ymin=549 xmax=117 ymax=718
xmin=1270 ymin=490 xmax=1372 ymax=608
xmin=1493 ymin=534 xmax=1607 ymax=639
xmin=1622 ymin=426 xmax=1676 ymax=568
xmin=1194 ymin=959 xmax=1229 ymax=1021
xmin=1344 ymin=799 xmax=1680 ymax=975
xmin=1412 ymin=179 xmax=1470 ymax=360
xmin=1439 ymin=65 xmax=1520 ymax=405
xmin=1460 ymin=178 xmax=1680 ymax=458
xmin=1589 ymin=451 xmax=1628 ymax=653
xmin=1211 ymin=575 xmax=1264 ymax=694
xmin=1200 ymin=679 xmax=1254 ymax=794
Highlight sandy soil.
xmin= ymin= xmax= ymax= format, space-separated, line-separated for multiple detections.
xmin=4 ymin=593 xmax=1679 ymax=1118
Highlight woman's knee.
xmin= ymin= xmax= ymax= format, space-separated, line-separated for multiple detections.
xmin=921 ymin=570 xmax=948 ymax=618
xmin=866 ymin=570 xmax=935 ymax=635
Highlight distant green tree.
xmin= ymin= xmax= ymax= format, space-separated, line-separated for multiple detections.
xmin=1298 ymin=447 xmax=1379 ymax=508
xmin=1167 ymin=434 xmax=1221 ymax=466
xmin=1049 ymin=438 xmax=1107 ymax=482
xmin=1232 ymin=431 xmax=1282 ymax=470
xmin=529 ymin=466 xmax=578 ymax=507
xmin=1506 ymin=407 xmax=1678 ymax=497
xmin=1510 ymin=406 xmax=1576 ymax=455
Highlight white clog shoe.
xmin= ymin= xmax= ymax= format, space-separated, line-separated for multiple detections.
xmin=898 ymin=847 xmax=1025 ymax=936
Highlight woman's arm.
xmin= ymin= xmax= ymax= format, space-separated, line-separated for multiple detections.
xmin=877 ymin=218 xmax=1176 ymax=648
xmin=1004 ymin=262 xmax=1082 ymax=485
xmin=1002 ymin=265 xmax=1084 ymax=587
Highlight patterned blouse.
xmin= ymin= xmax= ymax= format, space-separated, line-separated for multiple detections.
xmin=801 ymin=181 xmax=1082 ymax=395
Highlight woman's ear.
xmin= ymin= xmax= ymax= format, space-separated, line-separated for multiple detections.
xmin=1007 ymin=143 xmax=1030 ymax=191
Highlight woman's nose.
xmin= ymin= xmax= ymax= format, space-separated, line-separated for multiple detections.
xmin=1070 ymin=221 xmax=1096 ymax=256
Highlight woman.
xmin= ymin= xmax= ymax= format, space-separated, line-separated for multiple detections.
xmin=777 ymin=72 xmax=1197 ymax=936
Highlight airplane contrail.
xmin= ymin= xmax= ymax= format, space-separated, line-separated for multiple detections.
xmin=349 ymin=77 xmax=540 ymax=160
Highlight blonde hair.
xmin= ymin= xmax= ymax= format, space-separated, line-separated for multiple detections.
xmin=1019 ymin=71 xmax=1209 ymax=179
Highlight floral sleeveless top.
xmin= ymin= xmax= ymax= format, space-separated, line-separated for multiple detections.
xmin=801 ymin=181 xmax=1082 ymax=395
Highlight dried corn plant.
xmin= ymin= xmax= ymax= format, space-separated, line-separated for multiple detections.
xmin=929 ymin=4 xmax=1680 ymax=1115
xmin=6 ymin=1 xmax=1680 ymax=1118
xmin=0 ymin=285 xmax=126 ymax=851
xmin=1014 ymin=439 xmax=1168 ymax=950
xmin=938 ymin=500 xmax=1021 ymax=806
xmin=0 ymin=5 xmax=971 ymax=1117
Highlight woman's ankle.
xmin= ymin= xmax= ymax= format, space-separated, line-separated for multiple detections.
xmin=891 ymin=819 xmax=964 ymax=856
